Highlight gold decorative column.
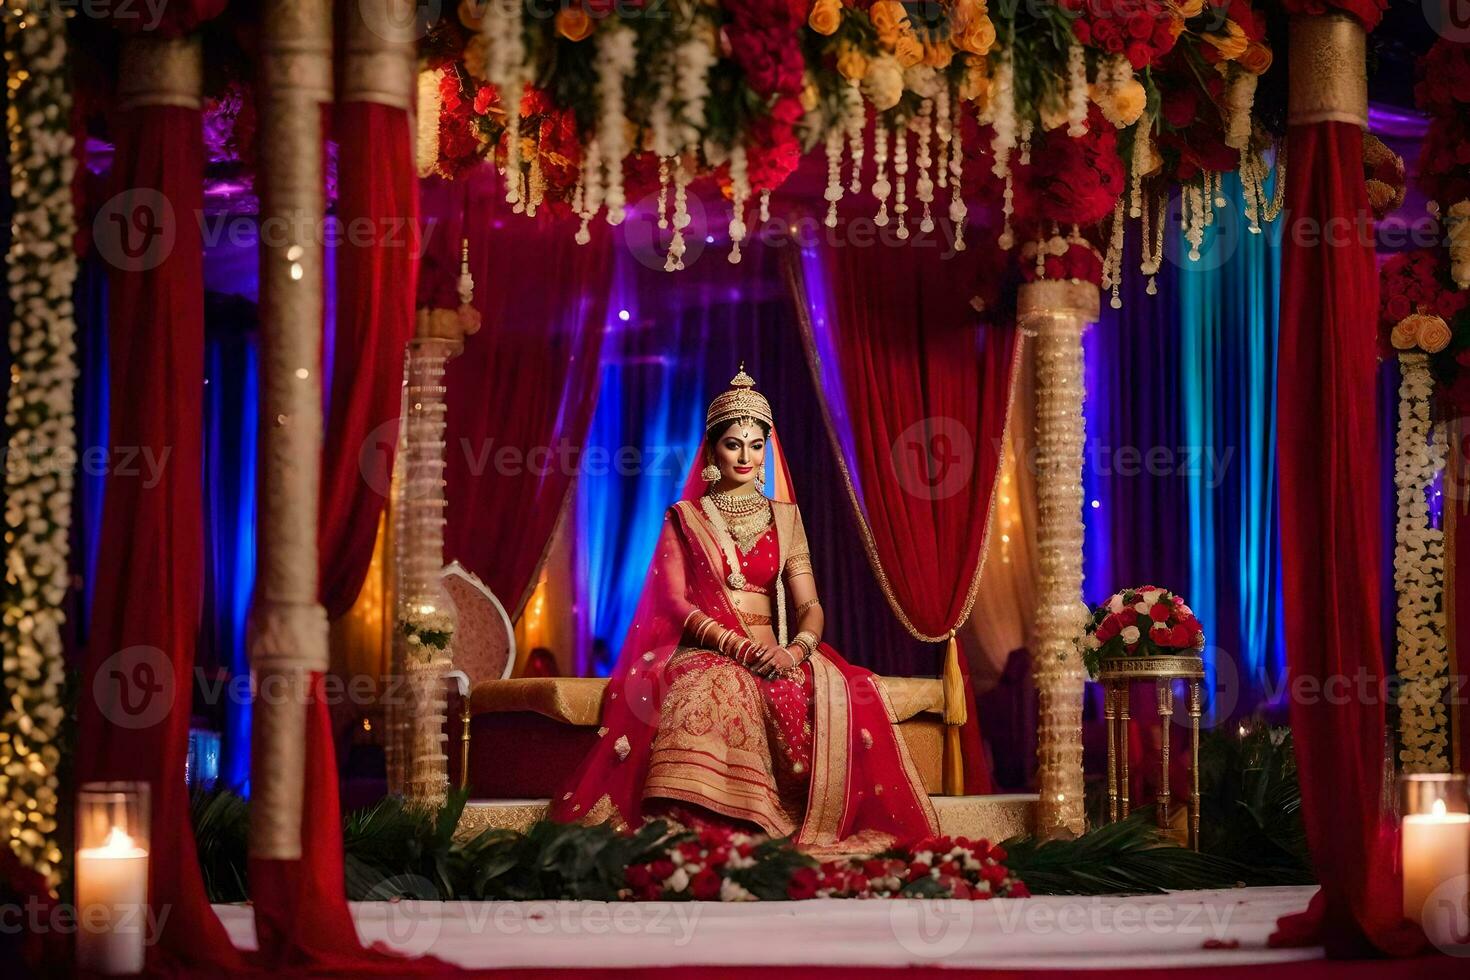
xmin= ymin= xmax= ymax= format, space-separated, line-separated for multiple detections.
xmin=248 ymin=0 xmax=331 ymax=861
xmin=1287 ymin=12 xmax=1367 ymax=130
xmin=1020 ymin=279 xmax=1099 ymax=839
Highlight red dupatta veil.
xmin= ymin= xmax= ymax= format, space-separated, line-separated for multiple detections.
xmin=551 ymin=433 xmax=938 ymax=852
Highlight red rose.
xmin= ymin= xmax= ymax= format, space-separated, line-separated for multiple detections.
xmin=678 ymin=841 xmax=704 ymax=862
xmin=989 ymin=844 xmax=1007 ymax=863
xmin=1162 ymin=88 xmax=1198 ymax=129
xmin=1096 ymin=616 xmax=1121 ymax=643
xmin=907 ymin=861 xmax=932 ymax=880
xmin=1044 ymin=255 xmax=1066 ymax=281
xmin=1009 ymin=881 xmax=1031 ymax=898
xmin=1126 ymin=41 xmax=1154 ymax=70
xmin=691 ymin=868 xmax=723 ymax=900
xmin=626 ymin=865 xmax=652 ymax=889
xmin=1149 ymin=602 xmax=1171 ymax=622
xmin=649 ymin=859 xmax=676 ymax=881
xmin=1127 ymin=12 xmax=1155 ymax=39
xmin=1073 ymin=20 xmax=1092 ymax=45
xmin=1385 ymin=293 xmax=1411 ymax=323
xmin=787 ymin=866 xmax=820 ymax=900
xmin=981 ymin=863 xmax=1008 ymax=885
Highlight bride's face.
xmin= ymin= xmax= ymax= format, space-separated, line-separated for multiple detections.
xmin=709 ymin=422 xmax=766 ymax=489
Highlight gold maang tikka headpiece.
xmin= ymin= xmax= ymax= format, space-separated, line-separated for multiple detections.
xmin=705 ymin=363 xmax=774 ymax=432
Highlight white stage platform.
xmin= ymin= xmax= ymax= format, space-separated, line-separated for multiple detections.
xmin=214 ymin=885 xmax=1322 ymax=970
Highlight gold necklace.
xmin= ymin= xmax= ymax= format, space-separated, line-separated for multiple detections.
xmin=708 ymin=487 xmax=766 ymax=516
xmin=702 ymin=491 xmax=772 ymax=557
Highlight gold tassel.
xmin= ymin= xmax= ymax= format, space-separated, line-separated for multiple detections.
xmin=941 ymin=630 xmax=967 ymax=795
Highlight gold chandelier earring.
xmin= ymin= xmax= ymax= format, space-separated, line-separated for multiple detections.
xmin=755 ymin=462 xmax=766 ymax=490
xmin=702 ymin=460 xmax=720 ymax=484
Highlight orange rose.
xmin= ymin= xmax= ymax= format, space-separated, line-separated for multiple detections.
xmin=836 ymin=42 xmax=869 ymax=81
xmin=556 ymin=7 xmax=594 ymax=42
xmin=869 ymin=0 xmax=908 ymax=45
xmin=1238 ymin=42 xmax=1273 ymax=75
xmin=894 ymin=32 xmax=923 ymax=67
xmin=808 ymin=0 xmax=842 ymax=36
xmin=922 ymin=40 xmax=953 ymax=68
xmin=1202 ymin=21 xmax=1249 ymax=61
xmin=951 ymin=0 xmax=985 ymax=32
xmin=958 ymin=57 xmax=990 ymax=105
xmin=1415 ymin=314 xmax=1452 ymax=354
xmin=1173 ymin=0 xmax=1205 ymax=17
xmin=955 ymin=16 xmax=996 ymax=56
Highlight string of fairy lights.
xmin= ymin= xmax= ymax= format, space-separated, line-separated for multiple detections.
xmin=2 ymin=1 xmax=77 ymax=888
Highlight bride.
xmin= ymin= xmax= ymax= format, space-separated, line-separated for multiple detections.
xmin=551 ymin=368 xmax=937 ymax=853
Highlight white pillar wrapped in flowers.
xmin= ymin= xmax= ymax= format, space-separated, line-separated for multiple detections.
xmin=1020 ymin=278 xmax=1099 ymax=840
xmin=248 ymin=0 xmax=331 ymax=861
xmin=393 ymin=249 xmax=479 ymax=808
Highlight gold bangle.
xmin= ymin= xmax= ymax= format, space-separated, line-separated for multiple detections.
xmin=796 ymin=597 xmax=821 ymax=614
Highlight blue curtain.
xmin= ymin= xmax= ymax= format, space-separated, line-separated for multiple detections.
xmin=1086 ymin=173 xmax=1286 ymax=723
xmin=1175 ymin=171 xmax=1287 ymax=718
xmin=201 ymin=293 xmax=260 ymax=792
xmin=577 ymin=252 xmax=711 ymax=675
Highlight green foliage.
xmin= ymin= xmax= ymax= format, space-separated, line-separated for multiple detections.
xmin=194 ymin=726 xmax=1311 ymax=903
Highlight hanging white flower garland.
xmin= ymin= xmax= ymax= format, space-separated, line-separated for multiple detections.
xmin=2 ymin=3 xmax=77 ymax=887
xmin=1392 ymin=355 xmax=1451 ymax=773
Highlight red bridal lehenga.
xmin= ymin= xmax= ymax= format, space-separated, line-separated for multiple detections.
xmin=551 ymin=372 xmax=938 ymax=854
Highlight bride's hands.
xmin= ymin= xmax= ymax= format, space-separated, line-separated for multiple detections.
xmin=748 ymin=644 xmax=798 ymax=679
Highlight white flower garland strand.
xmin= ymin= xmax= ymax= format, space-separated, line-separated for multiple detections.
xmin=596 ymin=24 xmax=637 ymax=226
xmin=483 ymin=0 xmax=527 ymax=206
xmin=1393 ymin=355 xmax=1451 ymax=773
xmin=2 ymin=4 xmax=76 ymax=887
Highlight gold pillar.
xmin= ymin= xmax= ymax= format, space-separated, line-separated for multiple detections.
xmin=1020 ymin=279 xmax=1098 ymax=839
xmin=248 ymin=0 xmax=331 ymax=861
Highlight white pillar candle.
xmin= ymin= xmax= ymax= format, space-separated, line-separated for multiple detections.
xmin=75 ymin=827 xmax=149 ymax=975
xmin=1402 ymin=799 xmax=1470 ymax=947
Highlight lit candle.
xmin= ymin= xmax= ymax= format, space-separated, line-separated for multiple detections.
xmin=76 ymin=826 xmax=149 ymax=975
xmin=1403 ymin=797 xmax=1470 ymax=946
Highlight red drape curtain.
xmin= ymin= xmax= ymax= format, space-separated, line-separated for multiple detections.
xmin=77 ymin=104 xmax=245 ymax=971
xmin=792 ymin=244 xmax=1019 ymax=794
xmin=439 ymin=173 xmax=612 ymax=618
xmin=319 ymin=104 xmax=418 ymax=617
xmin=1271 ymin=111 xmax=1420 ymax=955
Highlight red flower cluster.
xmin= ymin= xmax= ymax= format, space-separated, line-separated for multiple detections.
xmin=1381 ymin=249 xmax=1468 ymax=334
xmin=1015 ymin=110 xmax=1126 ymax=229
xmin=1064 ymin=0 xmax=1180 ymax=70
xmin=817 ymin=836 xmax=1029 ymax=900
xmin=723 ymin=0 xmax=806 ymax=193
xmin=1021 ymin=241 xmax=1104 ymax=285
xmin=624 ymin=824 xmax=755 ymax=901
xmin=1415 ymin=40 xmax=1470 ymax=207
xmin=1082 ymin=587 xmax=1205 ymax=670
xmin=620 ymin=821 xmax=1029 ymax=902
xmin=1154 ymin=65 xmax=1236 ymax=182
xmin=438 ymin=72 xmax=488 ymax=179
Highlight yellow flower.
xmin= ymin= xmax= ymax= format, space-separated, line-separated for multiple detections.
xmin=1202 ymin=21 xmax=1249 ymax=62
xmin=862 ymin=53 xmax=905 ymax=110
xmin=836 ymin=42 xmax=870 ymax=81
xmin=954 ymin=15 xmax=996 ymax=57
xmin=556 ymin=7 xmax=594 ymax=43
xmin=894 ymin=33 xmax=923 ymax=67
xmin=1238 ymin=42 xmax=1273 ymax=75
xmin=808 ymin=0 xmax=842 ymax=37
xmin=801 ymin=76 xmax=821 ymax=112
xmin=951 ymin=0 xmax=987 ymax=33
xmin=870 ymin=0 xmax=908 ymax=45
xmin=1092 ymin=77 xmax=1147 ymax=128
xmin=1172 ymin=0 xmax=1205 ymax=18
xmin=922 ymin=39 xmax=954 ymax=69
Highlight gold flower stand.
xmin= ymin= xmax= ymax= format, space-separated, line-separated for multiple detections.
xmin=1098 ymin=654 xmax=1205 ymax=849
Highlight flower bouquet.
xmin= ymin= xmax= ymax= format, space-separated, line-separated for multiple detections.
xmin=400 ymin=605 xmax=456 ymax=663
xmin=1077 ymin=586 xmax=1205 ymax=680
